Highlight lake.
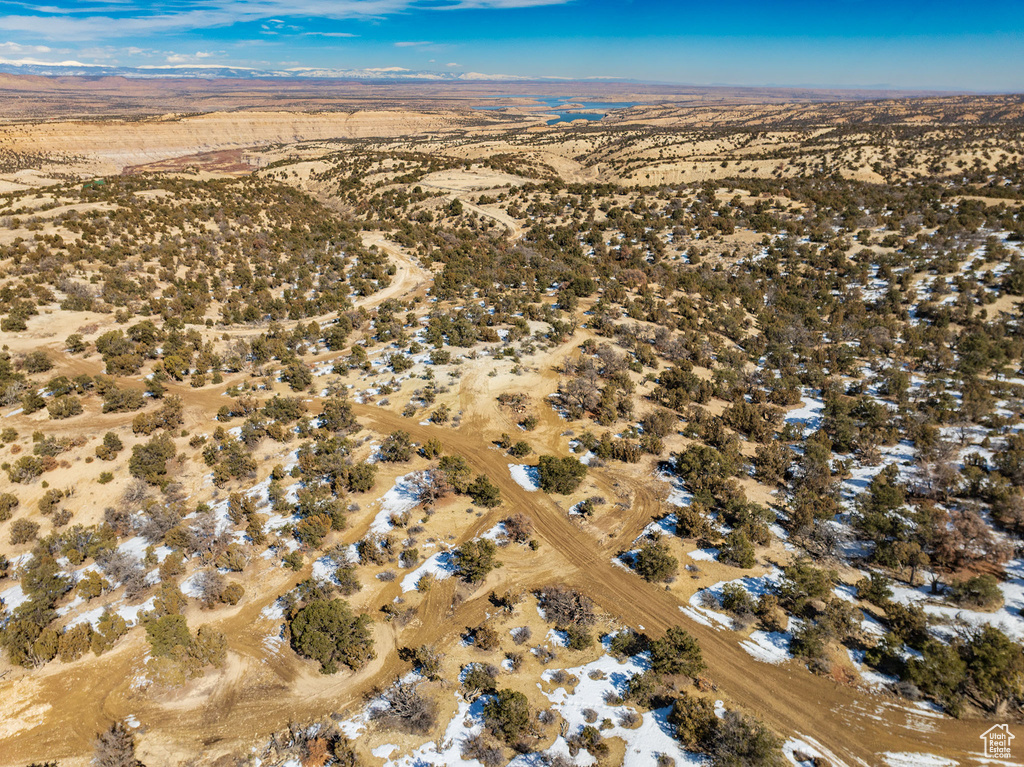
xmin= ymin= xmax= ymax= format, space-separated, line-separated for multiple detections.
xmin=473 ymin=95 xmax=646 ymax=125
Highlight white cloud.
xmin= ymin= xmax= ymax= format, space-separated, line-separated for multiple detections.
xmin=446 ymin=61 xmax=460 ymax=67
xmin=0 ymin=0 xmax=574 ymax=42
xmin=166 ymin=51 xmax=219 ymax=63
xmin=394 ymin=41 xmax=431 ymax=47
xmin=0 ymin=41 xmax=52 ymax=54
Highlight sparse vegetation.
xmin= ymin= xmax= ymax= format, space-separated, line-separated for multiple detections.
xmin=2 ymin=88 xmax=1023 ymax=766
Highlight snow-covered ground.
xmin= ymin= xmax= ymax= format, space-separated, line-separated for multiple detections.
xmin=369 ymin=472 xmax=425 ymax=534
xmin=260 ymin=599 xmax=286 ymax=621
xmin=538 ymin=646 xmax=705 ymax=767
xmin=880 ymin=752 xmax=958 ymax=767
xmin=686 ymin=571 xmax=797 ymax=664
xmin=180 ymin=572 xmax=203 ymax=598
xmin=783 ymin=734 xmax=853 ymax=767
xmin=740 ymin=629 xmax=793 ymax=665
xmin=785 ymin=390 xmax=825 ymax=436
xmin=687 ymin=547 xmax=719 ymax=562
xmin=888 ymin=558 xmax=1024 ymax=641
xmin=0 ymin=583 xmax=27 ymax=614
xmin=311 ymin=550 xmax=354 ymax=584
xmin=400 ymin=550 xmax=456 ymax=592
xmin=323 ymin=634 xmax=708 ymax=767
xmin=379 ymin=697 xmax=486 ymax=767
xmin=656 ymin=467 xmax=694 ymax=508
xmin=508 ymin=464 xmax=540 ymax=492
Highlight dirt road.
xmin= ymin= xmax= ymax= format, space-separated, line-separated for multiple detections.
xmin=0 ymin=278 xmax=996 ymax=767
xmin=358 ymin=232 xmax=434 ymax=307
xmin=351 ymin=405 xmax=996 ymax=767
xmin=0 ymin=373 xmax=993 ymax=767
xmin=415 ymin=175 xmax=524 ymax=239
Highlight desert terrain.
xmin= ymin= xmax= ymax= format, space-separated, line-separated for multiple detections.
xmin=0 ymin=79 xmax=1022 ymax=767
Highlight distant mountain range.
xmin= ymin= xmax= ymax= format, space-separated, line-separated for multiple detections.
xmin=0 ymin=60 xmax=619 ymax=82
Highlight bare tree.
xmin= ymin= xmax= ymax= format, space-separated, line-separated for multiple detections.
xmin=93 ymin=721 xmax=140 ymax=767
xmin=195 ymin=569 xmax=226 ymax=609
xmin=412 ymin=468 xmax=452 ymax=507
xmin=121 ymin=480 xmax=149 ymax=508
xmin=535 ymin=585 xmax=595 ymax=628
xmin=560 ymin=374 xmax=600 ymax=415
xmin=97 ymin=551 xmax=147 ymax=600
xmin=371 ymin=681 xmax=437 ymax=735
xmin=503 ymin=513 xmax=534 ymax=544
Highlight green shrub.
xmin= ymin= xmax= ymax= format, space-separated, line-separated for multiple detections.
xmin=462 ymin=663 xmax=498 ymax=697
xmin=21 ymin=391 xmax=46 ymax=414
xmin=668 ymin=692 xmax=718 ymax=749
xmin=855 ymin=572 xmax=893 ymax=606
xmin=564 ymin=625 xmax=594 ymax=650
xmin=22 ymin=351 xmax=53 ymax=374
xmin=454 ymin=539 xmax=500 ymax=583
xmin=508 ymin=441 xmax=531 ymax=457
xmin=483 ymin=689 xmax=531 ymax=744
xmin=711 ymin=710 xmax=786 ymax=767
xmin=128 ymin=433 xmax=176 ymax=484
xmin=96 ymin=431 xmax=124 ymax=461
xmin=885 ymin=602 xmax=929 ymax=649
xmin=294 ymin=514 xmax=333 ymax=548
xmin=58 ymin=623 xmax=94 ymax=662
xmin=47 ymin=395 xmax=83 ymax=419
xmin=719 ymin=530 xmax=756 ymax=569
xmin=65 ymin=334 xmax=86 ymax=354
xmin=775 ymin=559 xmax=837 ymax=615
xmin=9 ymin=518 xmax=39 ymax=545
xmin=721 ymin=583 xmax=757 ymax=616
xmin=632 ymin=538 xmax=678 ymax=582
xmin=102 ymin=387 xmax=145 ymax=413
xmin=0 ymin=492 xmax=19 ymax=522
xmin=650 ymin=626 xmax=705 ymax=677
xmin=950 ymin=574 xmax=1004 ymax=610
xmin=145 ymin=614 xmax=192 ymax=657
xmin=379 ymin=430 xmax=414 ymax=462
xmin=537 ymin=455 xmax=587 ymax=494
xmin=335 ymin=563 xmax=361 ymax=595
xmin=468 ymin=474 xmax=502 ymax=507
xmin=289 ymin=599 xmax=375 ymax=674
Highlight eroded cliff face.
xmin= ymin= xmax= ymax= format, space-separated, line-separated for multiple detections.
xmin=0 ymin=110 xmax=482 ymax=173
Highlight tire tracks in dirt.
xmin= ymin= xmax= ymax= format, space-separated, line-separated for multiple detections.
xmin=351 ymin=404 xmax=992 ymax=767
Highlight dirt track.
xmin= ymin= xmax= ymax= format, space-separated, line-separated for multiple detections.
xmin=348 ymin=406 xmax=992 ymax=767
xmin=415 ymin=173 xmax=525 ymax=239
xmin=0 ymin=230 xmax=997 ymax=767
xmin=358 ymin=232 xmax=434 ymax=305
xmin=0 ymin=361 xmax=994 ymax=767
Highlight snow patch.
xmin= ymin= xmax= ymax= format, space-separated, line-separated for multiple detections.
xmin=369 ymin=473 xmax=424 ymax=534
xmin=739 ymin=626 xmax=792 ymax=665
xmin=539 ymin=651 xmax=705 ymax=767
xmin=400 ymin=550 xmax=456 ymax=592
xmin=508 ymin=464 xmax=540 ymax=492
xmin=880 ymin=753 xmax=958 ymax=767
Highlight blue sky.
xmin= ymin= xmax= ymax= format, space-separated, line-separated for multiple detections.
xmin=0 ymin=0 xmax=1021 ymax=90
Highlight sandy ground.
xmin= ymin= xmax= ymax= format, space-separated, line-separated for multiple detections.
xmin=1 ymin=99 xmax=1020 ymax=767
